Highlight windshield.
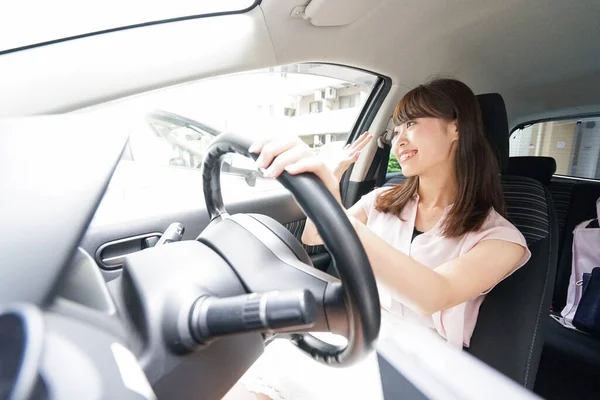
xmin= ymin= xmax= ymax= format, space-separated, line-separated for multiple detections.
xmin=0 ymin=0 xmax=258 ymax=53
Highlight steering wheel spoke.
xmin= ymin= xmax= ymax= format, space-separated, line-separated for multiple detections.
xmin=198 ymin=214 xmax=336 ymax=334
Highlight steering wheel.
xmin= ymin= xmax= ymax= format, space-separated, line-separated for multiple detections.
xmin=0 ymin=119 xmax=380 ymax=400
xmin=199 ymin=132 xmax=380 ymax=366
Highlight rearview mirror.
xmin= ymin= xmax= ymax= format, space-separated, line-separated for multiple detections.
xmin=221 ymin=159 xmax=257 ymax=187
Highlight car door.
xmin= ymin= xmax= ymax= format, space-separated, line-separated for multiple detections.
xmin=79 ymin=63 xmax=386 ymax=281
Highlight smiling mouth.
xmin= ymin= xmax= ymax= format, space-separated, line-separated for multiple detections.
xmin=399 ymin=150 xmax=417 ymax=163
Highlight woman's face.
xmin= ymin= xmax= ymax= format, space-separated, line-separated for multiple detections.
xmin=392 ymin=117 xmax=459 ymax=177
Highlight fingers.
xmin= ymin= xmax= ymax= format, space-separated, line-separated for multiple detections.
xmin=340 ymin=150 xmax=361 ymax=165
xmin=248 ymin=132 xmax=371 ymax=185
xmin=353 ymin=131 xmax=372 ymax=149
xmin=248 ymin=136 xmax=271 ymax=154
xmin=284 ymin=156 xmax=337 ymax=188
xmin=347 ymin=132 xmax=372 ymax=154
xmin=263 ymin=145 xmax=313 ymax=178
xmin=356 ymin=133 xmax=373 ymax=151
xmin=252 ymin=137 xmax=302 ymax=169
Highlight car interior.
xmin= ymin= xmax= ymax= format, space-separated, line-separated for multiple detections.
xmin=1 ymin=0 xmax=600 ymax=399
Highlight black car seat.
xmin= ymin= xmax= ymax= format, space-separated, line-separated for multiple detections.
xmin=484 ymin=129 xmax=600 ymax=400
xmin=536 ymin=180 xmax=600 ymax=400
xmin=467 ymin=94 xmax=558 ymax=390
xmin=505 ymin=156 xmax=557 ymax=185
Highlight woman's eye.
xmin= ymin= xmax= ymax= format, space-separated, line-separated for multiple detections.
xmin=406 ymin=121 xmax=415 ymax=128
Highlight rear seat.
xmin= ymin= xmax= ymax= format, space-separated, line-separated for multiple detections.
xmin=505 ymin=156 xmax=600 ymax=399
xmin=505 ymin=156 xmax=576 ymax=309
xmin=535 ymin=181 xmax=600 ymax=400
xmin=547 ymin=178 xmax=576 ymax=260
xmin=552 ymin=182 xmax=600 ymax=311
xmin=506 ymin=156 xmax=557 ymax=186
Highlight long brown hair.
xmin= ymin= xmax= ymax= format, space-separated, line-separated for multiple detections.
xmin=376 ymin=78 xmax=504 ymax=237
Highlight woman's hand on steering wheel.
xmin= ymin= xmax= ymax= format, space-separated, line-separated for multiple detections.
xmin=202 ymin=132 xmax=380 ymax=366
xmin=249 ymin=136 xmax=341 ymax=202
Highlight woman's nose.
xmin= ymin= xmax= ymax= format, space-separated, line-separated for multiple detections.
xmin=393 ymin=132 xmax=407 ymax=148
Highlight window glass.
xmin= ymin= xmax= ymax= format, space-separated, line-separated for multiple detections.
xmin=510 ymin=118 xmax=600 ymax=179
xmin=309 ymin=101 xmax=323 ymax=114
xmin=387 ymin=154 xmax=401 ymax=173
xmin=339 ymin=93 xmax=360 ymax=109
xmin=1 ymin=0 xmax=258 ymax=52
xmin=93 ymin=63 xmax=377 ymax=198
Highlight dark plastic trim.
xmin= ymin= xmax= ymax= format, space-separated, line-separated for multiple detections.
xmin=349 ymin=74 xmax=393 ymax=143
xmin=96 ymin=232 xmax=163 ymax=270
xmin=511 ymin=112 xmax=600 ymax=134
xmin=339 ymin=73 xmax=392 ymax=202
xmin=0 ymin=304 xmax=45 ymax=400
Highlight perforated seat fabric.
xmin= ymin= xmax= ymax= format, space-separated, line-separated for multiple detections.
xmin=466 ymin=94 xmax=557 ymax=389
xmin=469 ymin=174 xmax=557 ymax=388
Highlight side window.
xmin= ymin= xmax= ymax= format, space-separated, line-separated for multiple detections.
xmin=105 ymin=63 xmax=377 ymax=193
xmin=510 ymin=118 xmax=600 ymax=179
xmin=382 ymin=118 xmax=401 ymax=173
xmin=387 ymin=154 xmax=401 ymax=173
xmin=128 ymin=110 xmax=218 ymax=169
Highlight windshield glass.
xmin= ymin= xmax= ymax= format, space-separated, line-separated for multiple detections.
xmin=0 ymin=0 xmax=258 ymax=53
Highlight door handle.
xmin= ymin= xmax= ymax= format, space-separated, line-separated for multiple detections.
xmin=96 ymin=232 xmax=161 ymax=270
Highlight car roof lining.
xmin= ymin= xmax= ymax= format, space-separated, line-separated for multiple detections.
xmin=0 ymin=0 xmax=599 ymax=130
xmin=262 ymin=0 xmax=600 ymax=128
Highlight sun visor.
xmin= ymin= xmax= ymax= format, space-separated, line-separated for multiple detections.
xmin=303 ymin=0 xmax=384 ymax=27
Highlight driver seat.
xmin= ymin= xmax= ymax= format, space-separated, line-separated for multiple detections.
xmin=467 ymin=93 xmax=558 ymax=389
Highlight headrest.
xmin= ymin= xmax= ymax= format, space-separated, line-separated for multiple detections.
xmin=505 ymin=156 xmax=557 ymax=185
xmin=477 ymin=93 xmax=509 ymax=172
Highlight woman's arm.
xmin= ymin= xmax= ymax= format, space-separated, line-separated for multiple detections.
xmin=250 ymin=135 xmax=525 ymax=316
xmin=249 ymin=136 xmax=525 ymax=316
xmin=301 ymin=196 xmax=368 ymax=246
xmin=349 ymin=217 xmax=525 ymax=315
xmin=287 ymin=158 xmax=367 ymax=246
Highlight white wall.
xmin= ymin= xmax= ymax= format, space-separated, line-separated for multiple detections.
xmin=298 ymin=85 xmax=370 ymax=115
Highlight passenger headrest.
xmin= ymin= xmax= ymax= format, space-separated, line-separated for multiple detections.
xmin=505 ymin=156 xmax=557 ymax=185
xmin=477 ymin=93 xmax=509 ymax=173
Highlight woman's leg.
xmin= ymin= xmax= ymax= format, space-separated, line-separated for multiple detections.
xmin=221 ymin=383 xmax=272 ymax=400
xmin=223 ymin=336 xmax=383 ymax=400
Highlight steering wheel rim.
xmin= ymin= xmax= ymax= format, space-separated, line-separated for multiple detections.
xmin=201 ymin=132 xmax=380 ymax=366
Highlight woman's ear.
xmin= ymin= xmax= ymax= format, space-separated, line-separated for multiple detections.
xmin=448 ymin=120 xmax=459 ymax=142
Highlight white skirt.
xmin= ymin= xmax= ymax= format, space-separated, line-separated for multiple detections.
xmin=240 ymin=337 xmax=383 ymax=400
xmin=239 ymin=311 xmax=423 ymax=400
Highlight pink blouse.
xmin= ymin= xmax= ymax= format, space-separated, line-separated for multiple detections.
xmin=358 ymin=188 xmax=531 ymax=348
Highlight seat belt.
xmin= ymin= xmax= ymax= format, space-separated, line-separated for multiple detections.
xmin=370 ymin=129 xmax=394 ymax=187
